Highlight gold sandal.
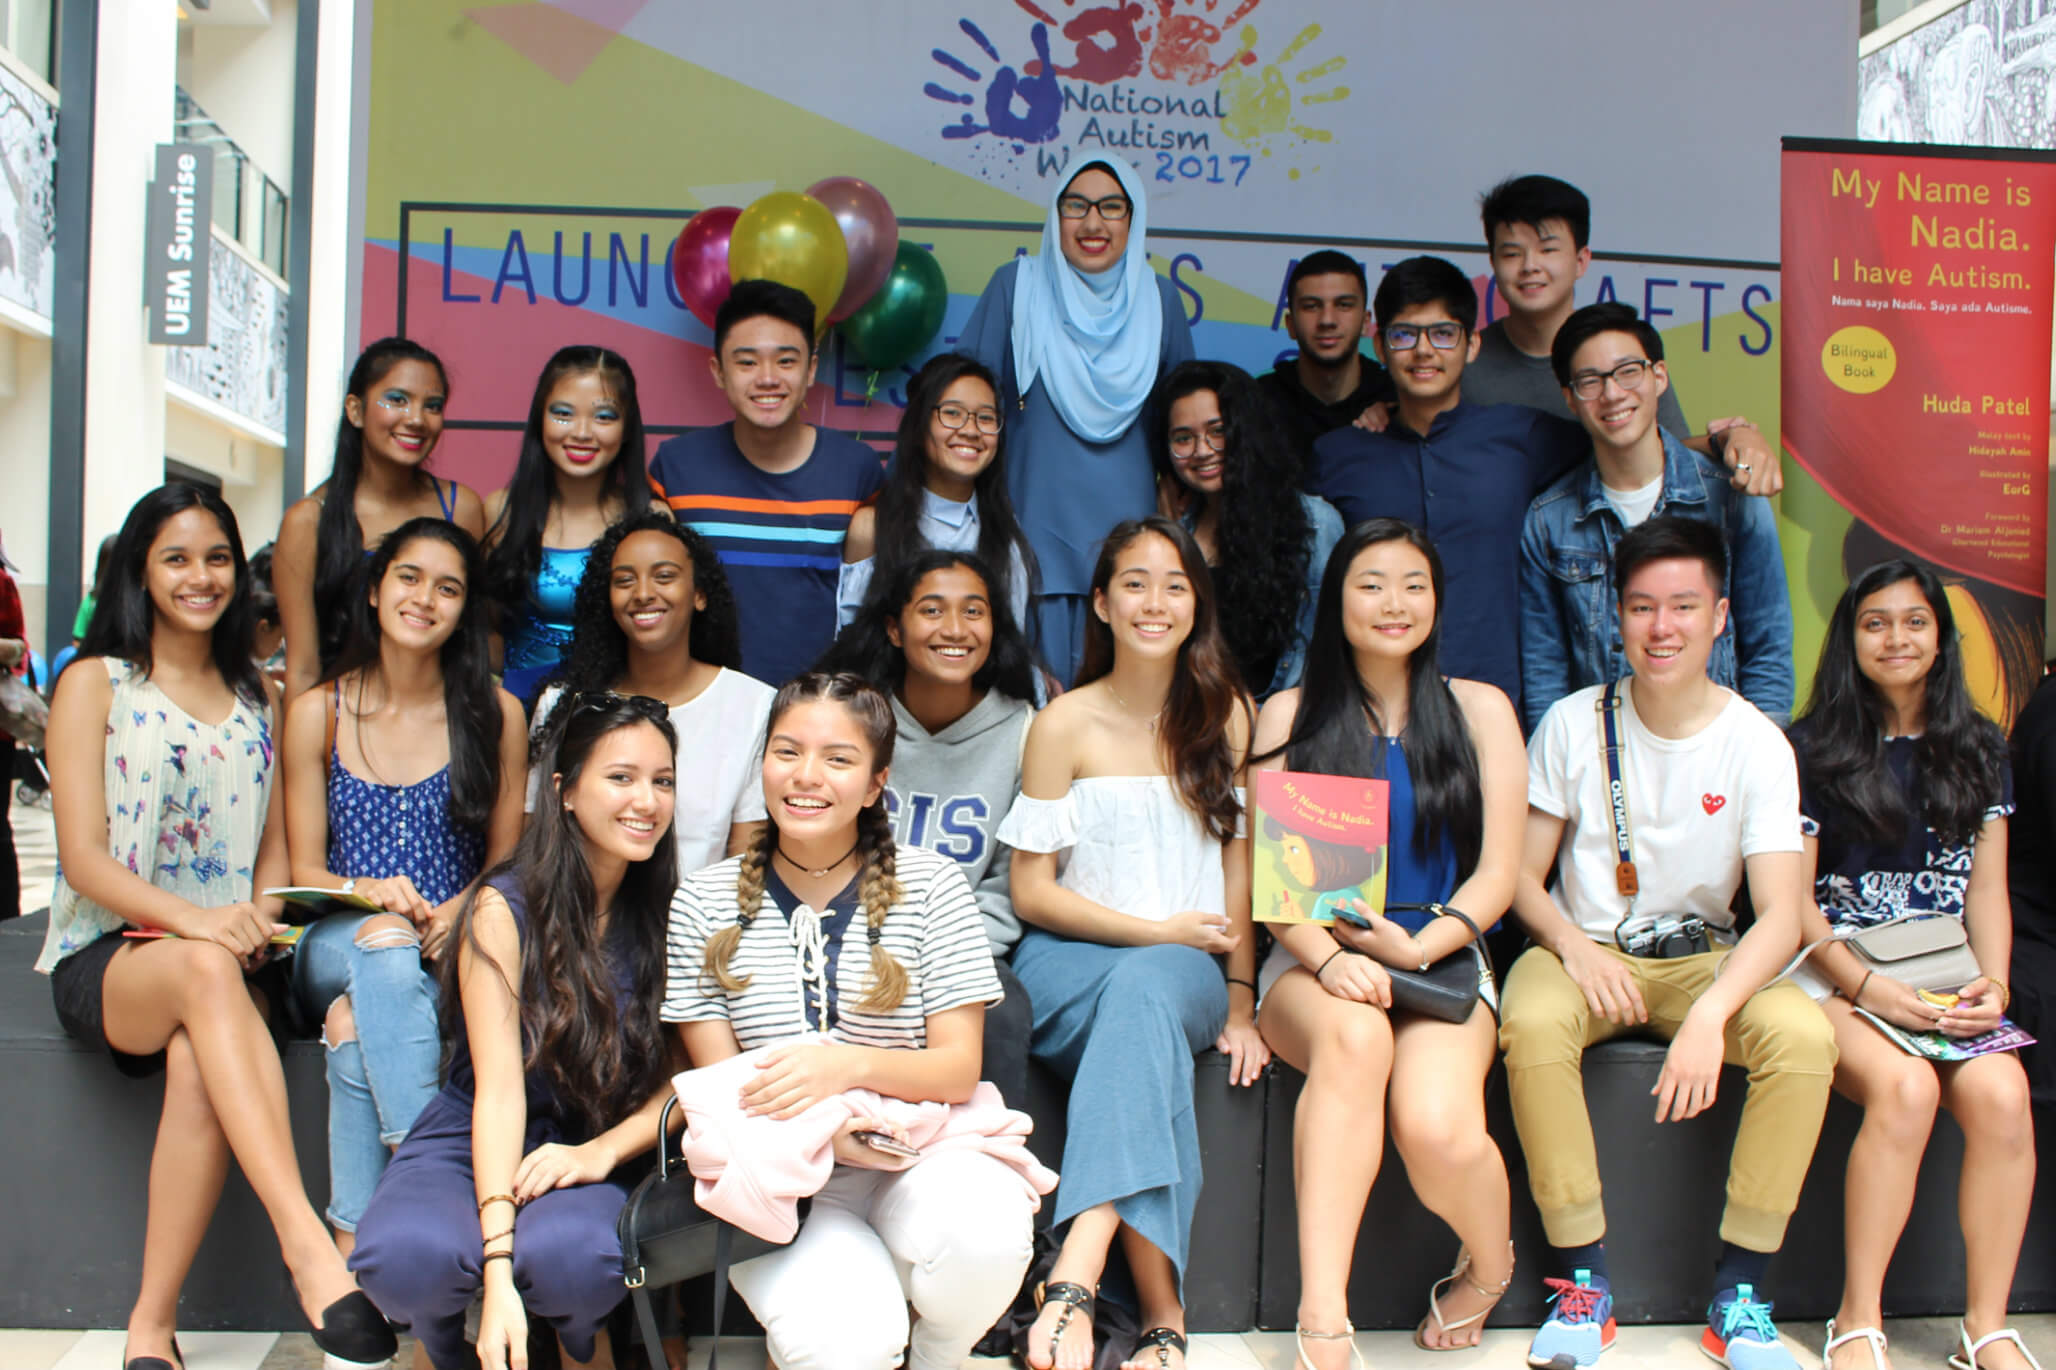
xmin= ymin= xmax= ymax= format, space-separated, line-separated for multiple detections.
xmin=1416 ymin=1242 xmax=1515 ymax=1350
xmin=1297 ymin=1321 xmax=1365 ymax=1370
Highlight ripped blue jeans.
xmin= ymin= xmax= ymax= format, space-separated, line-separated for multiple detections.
xmin=292 ymin=913 xmax=443 ymax=1231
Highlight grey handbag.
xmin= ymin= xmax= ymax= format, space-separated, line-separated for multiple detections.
xmin=1784 ymin=912 xmax=1982 ymax=1001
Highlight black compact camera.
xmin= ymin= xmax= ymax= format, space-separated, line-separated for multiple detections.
xmin=1618 ymin=916 xmax=1711 ymax=960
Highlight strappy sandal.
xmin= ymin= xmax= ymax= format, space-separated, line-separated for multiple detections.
xmin=1029 ymin=1280 xmax=1096 ymax=1370
xmin=1296 ymin=1320 xmax=1366 ymax=1370
xmin=1826 ymin=1319 xmax=1890 ymax=1370
xmin=1416 ymin=1242 xmax=1516 ymax=1350
xmin=1128 ymin=1326 xmax=1188 ymax=1370
xmin=1950 ymin=1320 xmax=2046 ymax=1370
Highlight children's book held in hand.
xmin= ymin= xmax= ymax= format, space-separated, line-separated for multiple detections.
xmin=263 ymin=885 xmax=383 ymax=917
xmin=1854 ymin=1007 xmax=2035 ymax=1061
xmin=123 ymin=924 xmax=306 ymax=947
xmin=1252 ymin=770 xmax=1390 ymax=925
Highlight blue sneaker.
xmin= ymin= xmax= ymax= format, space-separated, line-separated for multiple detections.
xmin=1528 ymin=1269 xmax=1616 ymax=1368
xmin=1703 ymin=1284 xmax=1800 ymax=1370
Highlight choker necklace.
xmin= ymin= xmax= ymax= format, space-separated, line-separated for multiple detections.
xmin=775 ymin=840 xmax=860 ymax=880
xmin=1106 ymin=681 xmax=1165 ymax=734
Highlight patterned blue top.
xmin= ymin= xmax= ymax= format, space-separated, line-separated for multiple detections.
xmin=327 ymin=696 xmax=485 ymax=908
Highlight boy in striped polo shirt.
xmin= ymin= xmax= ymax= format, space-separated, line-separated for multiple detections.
xmin=650 ymin=279 xmax=884 ymax=685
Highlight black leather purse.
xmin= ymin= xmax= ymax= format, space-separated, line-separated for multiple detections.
xmin=1372 ymin=903 xmax=1494 ymax=1023
xmin=618 ymin=1095 xmax=806 ymax=1370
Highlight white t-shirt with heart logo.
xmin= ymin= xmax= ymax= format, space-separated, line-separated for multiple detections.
xmin=1528 ymin=678 xmax=1803 ymax=944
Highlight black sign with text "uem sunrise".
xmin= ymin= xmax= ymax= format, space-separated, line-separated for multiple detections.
xmin=144 ymin=143 xmax=212 ymax=345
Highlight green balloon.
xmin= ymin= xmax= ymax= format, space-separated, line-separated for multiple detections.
xmin=839 ymin=243 xmax=948 ymax=372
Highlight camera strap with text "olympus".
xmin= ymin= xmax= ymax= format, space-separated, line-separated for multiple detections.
xmin=1596 ymin=680 xmax=1639 ymax=904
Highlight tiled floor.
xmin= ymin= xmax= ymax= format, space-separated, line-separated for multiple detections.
xmin=13 ymin=786 xmax=54 ymax=918
xmin=7 ymin=1318 xmax=2053 ymax=1370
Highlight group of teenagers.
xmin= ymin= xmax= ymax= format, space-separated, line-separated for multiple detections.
xmin=30 ymin=149 xmax=2051 ymax=1370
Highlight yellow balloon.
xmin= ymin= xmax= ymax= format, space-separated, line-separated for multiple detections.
xmin=728 ymin=191 xmax=849 ymax=336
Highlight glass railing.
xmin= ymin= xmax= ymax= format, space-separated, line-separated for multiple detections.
xmin=171 ymin=86 xmax=289 ymax=278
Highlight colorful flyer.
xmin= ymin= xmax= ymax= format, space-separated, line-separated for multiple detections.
xmin=1251 ymin=770 xmax=1389 ymax=926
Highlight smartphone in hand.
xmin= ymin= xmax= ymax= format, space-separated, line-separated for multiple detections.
xmin=851 ymin=1129 xmax=919 ymax=1159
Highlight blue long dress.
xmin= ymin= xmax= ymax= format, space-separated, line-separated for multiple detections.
xmin=957 ymin=259 xmax=1194 ymax=683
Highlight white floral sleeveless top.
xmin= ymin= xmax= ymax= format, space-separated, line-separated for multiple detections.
xmin=37 ymin=659 xmax=275 ymax=972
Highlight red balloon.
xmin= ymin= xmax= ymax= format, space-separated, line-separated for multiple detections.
xmin=671 ymin=206 xmax=741 ymax=332
xmin=806 ymin=176 xmax=899 ymax=323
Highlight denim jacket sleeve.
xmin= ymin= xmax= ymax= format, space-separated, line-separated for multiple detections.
xmin=1722 ymin=481 xmax=1795 ymax=724
xmin=1518 ymin=500 xmax=1573 ymax=735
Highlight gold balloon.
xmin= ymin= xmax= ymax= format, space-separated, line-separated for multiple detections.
xmin=728 ymin=191 xmax=849 ymax=336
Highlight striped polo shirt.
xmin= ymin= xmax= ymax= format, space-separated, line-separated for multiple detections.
xmin=648 ymin=422 xmax=884 ymax=686
xmin=661 ymin=844 xmax=1003 ymax=1050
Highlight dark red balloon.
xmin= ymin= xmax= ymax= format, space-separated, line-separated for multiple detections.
xmin=672 ymin=206 xmax=741 ymax=332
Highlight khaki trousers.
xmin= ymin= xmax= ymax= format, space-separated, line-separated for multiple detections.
xmin=1497 ymin=942 xmax=1837 ymax=1252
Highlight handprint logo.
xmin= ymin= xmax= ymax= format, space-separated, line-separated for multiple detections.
xmin=1219 ymin=23 xmax=1347 ymax=149
xmin=928 ymin=18 xmax=1065 ymax=144
xmin=1012 ymin=0 xmax=1148 ymax=84
xmin=1147 ymin=0 xmax=1262 ymax=86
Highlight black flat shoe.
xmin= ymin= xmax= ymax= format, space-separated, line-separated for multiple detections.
xmin=309 ymin=1289 xmax=399 ymax=1368
xmin=121 ymin=1339 xmax=183 ymax=1370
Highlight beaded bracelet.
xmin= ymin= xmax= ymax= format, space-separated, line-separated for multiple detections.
xmin=481 ymin=1226 xmax=514 ymax=1247
xmin=482 ymin=1251 xmax=513 ymax=1267
xmin=477 ymin=1193 xmax=518 ymax=1213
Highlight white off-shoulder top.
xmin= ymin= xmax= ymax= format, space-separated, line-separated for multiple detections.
xmin=996 ymin=775 xmax=1241 ymax=923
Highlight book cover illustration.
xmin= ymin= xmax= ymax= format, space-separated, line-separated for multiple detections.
xmin=1252 ymin=770 xmax=1390 ymax=925
xmin=1853 ymin=1008 xmax=2036 ymax=1062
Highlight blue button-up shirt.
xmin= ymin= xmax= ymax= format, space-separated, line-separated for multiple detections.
xmin=1309 ymin=400 xmax=1586 ymax=714
xmin=1517 ymin=427 xmax=1794 ymax=732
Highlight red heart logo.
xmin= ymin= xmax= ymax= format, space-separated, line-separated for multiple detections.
xmin=1702 ymin=794 xmax=1726 ymax=814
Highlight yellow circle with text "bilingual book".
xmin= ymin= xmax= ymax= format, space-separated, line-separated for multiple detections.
xmin=1821 ymin=325 xmax=1896 ymax=394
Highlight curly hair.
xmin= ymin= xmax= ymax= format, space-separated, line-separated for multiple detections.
xmin=1149 ymin=360 xmax=1311 ymax=692
xmin=703 ymin=672 xmax=908 ymax=1013
xmin=813 ymin=548 xmax=1040 ymax=703
xmin=532 ymin=514 xmax=742 ymax=755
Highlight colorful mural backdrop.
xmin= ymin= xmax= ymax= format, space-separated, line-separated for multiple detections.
xmin=357 ymin=0 xmax=1852 ymax=659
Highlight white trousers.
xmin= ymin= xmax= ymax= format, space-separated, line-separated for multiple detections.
xmin=730 ymin=1149 xmax=1036 ymax=1370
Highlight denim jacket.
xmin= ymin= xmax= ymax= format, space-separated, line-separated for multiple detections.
xmin=1518 ymin=430 xmax=1793 ymax=733
xmin=1182 ymin=492 xmax=1342 ymax=698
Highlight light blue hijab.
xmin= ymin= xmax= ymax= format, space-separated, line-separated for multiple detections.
xmin=1009 ymin=154 xmax=1164 ymax=444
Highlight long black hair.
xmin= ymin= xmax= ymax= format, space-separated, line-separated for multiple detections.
xmin=483 ymin=346 xmax=651 ymax=618
xmin=1149 ymin=360 xmax=1312 ymax=692
xmin=872 ymin=354 xmax=1038 ymax=619
xmin=1263 ymin=518 xmax=1483 ymax=878
xmin=531 ymin=514 xmax=741 ymax=752
xmin=81 ymin=484 xmax=266 ymax=707
xmin=445 ymin=695 xmax=678 ymax=1140
xmin=1080 ymin=516 xmax=1248 ymax=843
xmin=314 ymin=337 xmax=450 ymax=672
xmin=1792 ymin=559 xmax=2008 ymax=847
xmin=320 ymin=518 xmax=502 ymax=830
xmin=815 ymin=548 xmax=1040 ymax=702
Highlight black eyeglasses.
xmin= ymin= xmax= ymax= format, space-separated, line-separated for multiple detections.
xmin=566 ymin=690 xmax=669 ymax=725
xmin=934 ymin=402 xmax=1003 ymax=435
xmin=1382 ymin=322 xmax=1465 ymax=351
xmin=1568 ymin=358 xmax=1655 ymax=400
xmin=1057 ymin=194 xmax=1131 ymax=221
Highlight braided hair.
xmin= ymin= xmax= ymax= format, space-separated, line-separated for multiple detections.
xmin=702 ymin=671 xmax=908 ymax=1012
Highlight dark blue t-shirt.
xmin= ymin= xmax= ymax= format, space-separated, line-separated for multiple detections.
xmin=1308 ymin=400 xmax=1585 ymax=712
xmin=1795 ymin=728 xmax=2015 ymax=928
xmin=648 ymin=422 xmax=884 ymax=686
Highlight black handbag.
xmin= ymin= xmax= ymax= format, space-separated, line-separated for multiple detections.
xmin=618 ymin=1095 xmax=805 ymax=1370
xmin=1377 ymin=904 xmax=1494 ymax=1023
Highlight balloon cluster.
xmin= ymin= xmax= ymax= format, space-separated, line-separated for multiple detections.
xmin=670 ymin=178 xmax=948 ymax=377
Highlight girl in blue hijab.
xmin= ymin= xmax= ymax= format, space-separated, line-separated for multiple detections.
xmin=958 ymin=154 xmax=1194 ymax=684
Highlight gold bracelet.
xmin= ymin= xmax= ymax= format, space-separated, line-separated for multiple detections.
xmin=1990 ymin=977 xmax=2012 ymax=1012
xmin=477 ymin=1193 xmax=518 ymax=1213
